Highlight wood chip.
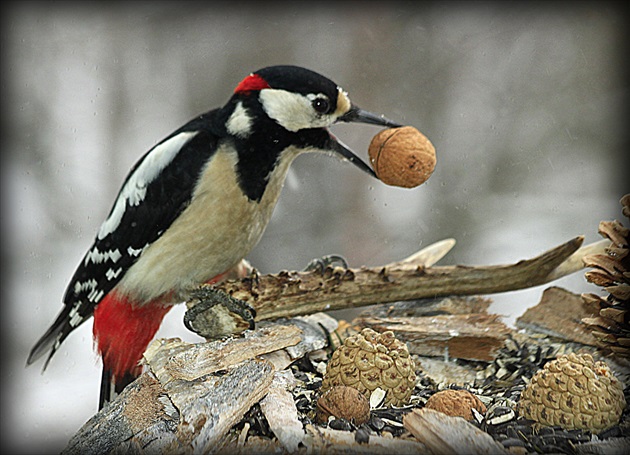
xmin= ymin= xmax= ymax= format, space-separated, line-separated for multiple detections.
xmin=516 ymin=287 xmax=599 ymax=346
xmin=63 ymin=358 xmax=275 ymax=454
xmin=259 ymin=371 xmax=305 ymax=452
xmin=403 ymin=408 xmax=507 ymax=454
xmin=143 ymin=324 xmax=302 ymax=382
xmin=304 ymin=424 xmax=426 ymax=453
xmin=355 ymin=313 xmax=511 ymax=361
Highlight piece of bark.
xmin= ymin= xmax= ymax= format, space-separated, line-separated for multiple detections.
xmin=416 ymin=356 xmax=480 ymax=386
xmin=359 ymin=295 xmax=493 ymax=318
xmin=261 ymin=315 xmax=333 ymax=361
xmin=171 ymin=358 xmax=275 ymax=453
xmin=516 ymin=286 xmax=599 ymax=346
xmin=143 ymin=324 xmax=302 ymax=383
xmin=63 ymin=372 xmax=180 ymax=455
xmin=232 ymin=435 xmax=285 ymax=454
xmin=259 ymin=371 xmax=305 ymax=452
xmin=66 ymin=323 xmax=305 ymax=454
xmin=303 ymin=424 xmax=427 ymax=453
xmin=403 ymin=408 xmax=507 ymax=454
xmin=355 ymin=313 xmax=512 ymax=361
xmin=187 ymin=237 xmax=608 ymax=340
xmin=575 ymin=437 xmax=630 ymax=455
xmin=64 ymin=357 xmax=275 ymax=455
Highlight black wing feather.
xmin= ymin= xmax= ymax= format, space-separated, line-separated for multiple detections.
xmin=28 ymin=110 xmax=223 ymax=367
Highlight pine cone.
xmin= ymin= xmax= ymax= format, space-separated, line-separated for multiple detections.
xmin=581 ymin=194 xmax=630 ymax=357
xmin=321 ymin=328 xmax=416 ymax=407
xmin=517 ymin=353 xmax=625 ymax=433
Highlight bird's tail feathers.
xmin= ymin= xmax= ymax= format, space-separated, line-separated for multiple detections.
xmin=27 ymin=304 xmax=88 ymax=370
xmin=99 ymin=367 xmax=136 ymax=409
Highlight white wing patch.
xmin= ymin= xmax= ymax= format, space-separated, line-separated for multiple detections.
xmin=97 ymin=131 xmax=198 ymax=240
xmin=84 ymin=247 xmax=122 ymax=265
xmin=73 ymin=278 xmax=98 ymax=297
xmin=105 ymin=267 xmax=123 ymax=281
xmin=127 ymin=245 xmax=147 ymax=257
xmin=68 ymin=306 xmax=84 ymax=327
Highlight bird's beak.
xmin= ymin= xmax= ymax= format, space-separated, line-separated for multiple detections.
xmin=330 ymin=105 xmax=403 ymax=178
xmin=338 ymin=105 xmax=402 ymax=128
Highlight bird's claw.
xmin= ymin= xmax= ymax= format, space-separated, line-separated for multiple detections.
xmin=303 ymin=254 xmax=349 ymax=274
xmin=185 ymin=287 xmax=256 ymax=339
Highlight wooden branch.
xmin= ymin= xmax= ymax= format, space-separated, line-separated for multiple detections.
xmin=188 ymin=237 xmax=608 ymax=335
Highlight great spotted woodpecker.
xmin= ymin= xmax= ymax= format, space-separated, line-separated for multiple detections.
xmin=27 ymin=65 xmax=401 ymax=408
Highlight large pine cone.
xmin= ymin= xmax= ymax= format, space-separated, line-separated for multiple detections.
xmin=517 ymin=353 xmax=625 ymax=433
xmin=321 ymin=328 xmax=416 ymax=407
xmin=581 ymin=194 xmax=630 ymax=357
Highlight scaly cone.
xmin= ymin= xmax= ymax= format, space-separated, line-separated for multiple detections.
xmin=581 ymin=194 xmax=630 ymax=358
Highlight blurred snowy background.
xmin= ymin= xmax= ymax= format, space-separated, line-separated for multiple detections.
xmin=2 ymin=2 xmax=627 ymax=453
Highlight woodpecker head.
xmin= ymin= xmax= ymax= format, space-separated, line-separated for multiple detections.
xmin=227 ymin=65 xmax=401 ymax=177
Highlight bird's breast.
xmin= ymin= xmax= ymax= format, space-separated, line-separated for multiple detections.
xmin=116 ymin=144 xmax=299 ymax=302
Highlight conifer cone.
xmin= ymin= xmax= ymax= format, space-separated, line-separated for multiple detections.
xmin=517 ymin=353 xmax=625 ymax=433
xmin=321 ymin=328 xmax=416 ymax=407
xmin=581 ymin=194 xmax=630 ymax=358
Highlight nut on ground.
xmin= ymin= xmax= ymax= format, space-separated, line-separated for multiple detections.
xmin=425 ymin=389 xmax=487 ymax=421
xmin=368 ymin=126 xmax=436 ymax=188
xmin=316 ymin=385 xmax=370 ymax=425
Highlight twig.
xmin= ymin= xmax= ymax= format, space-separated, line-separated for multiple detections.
xmin=188 ymin=236 xmax=607 ymax=334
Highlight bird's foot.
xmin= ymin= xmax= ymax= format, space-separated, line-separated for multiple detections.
xmin=303 ymin=254 xmax=349 ymax=274
xmin=184 ymin=287 xmax=256 ymax=339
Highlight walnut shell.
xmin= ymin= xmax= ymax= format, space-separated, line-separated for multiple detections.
xmin=425 ymin=389 xmax=487 ymax=421
xmin=321 ymin=328 xmax=416 ymax=407
xmin=517 ymin=353 xmax=626 ymax=433
xmin=316 ymin=385 xmax=371 ymax=425
xmin=368 ymin=126 xmax=436 ymax=188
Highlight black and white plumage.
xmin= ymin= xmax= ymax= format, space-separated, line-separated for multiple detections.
xmin=27 ymin=65 xmax=401 ymax=407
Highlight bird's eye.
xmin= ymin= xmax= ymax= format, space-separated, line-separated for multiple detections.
xmin=312 ymin=98 xmax=330 ymax=114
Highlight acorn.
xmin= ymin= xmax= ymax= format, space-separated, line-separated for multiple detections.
xmin=517 ymin=353 xmax=625 ymax=433
xmin=368 ymin=126 xmax=436 ymax=188
xmin=321 ymin=328 xmax=416 ymax=407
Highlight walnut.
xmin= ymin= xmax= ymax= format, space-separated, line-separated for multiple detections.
xmin=517 ymin=353 xmax=626 ymax=433
xmin=425 ymin=389 xmax=487 ymax=421
xmin=368 ymin=126 xmax=436 ymax=188
xmin=321 ymin=328 xmax=416 ymax=407
xmin=316 ymin=385 xmax=371 ymax=425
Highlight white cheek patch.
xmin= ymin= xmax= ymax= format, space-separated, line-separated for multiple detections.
xmin=260 ymin=89 xmax=336 ymax=132
xmin=97 ymin=131 xmax=198 ymax=240
xmin=226 ymin=101 xmax=252 ymax=138
xmin=259 ymin=89 xmax=313 ymax=132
